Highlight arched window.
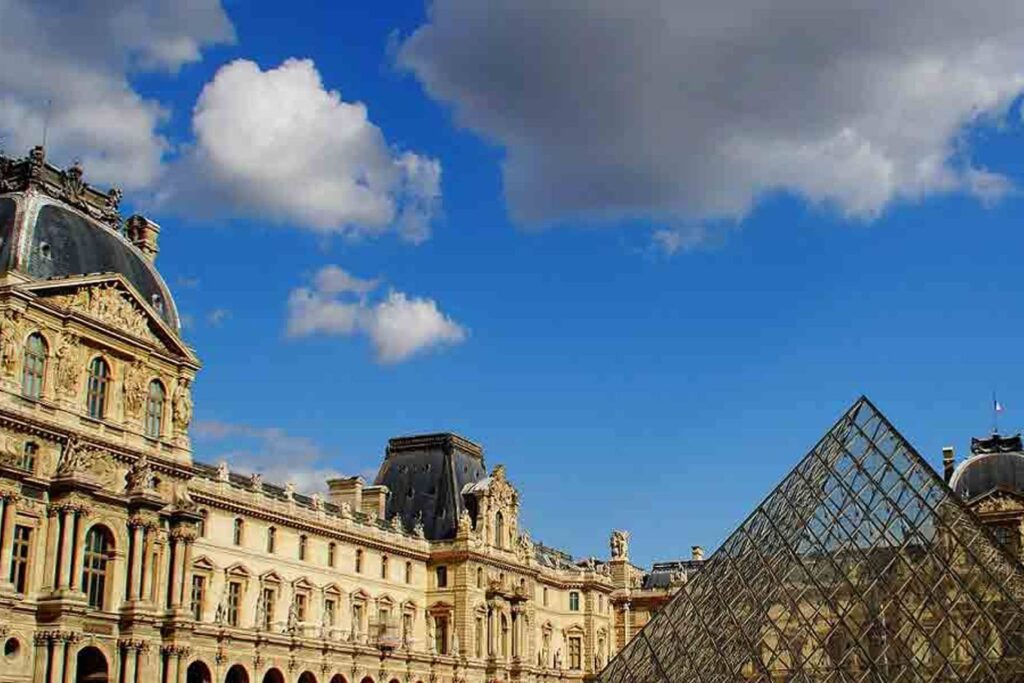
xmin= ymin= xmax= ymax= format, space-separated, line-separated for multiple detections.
xmin=145 ymin=380 xmax=165 ymax=437
xmin=355 ymin=549 xmax=363 ymax=573
xmin=405 ymin=561 xmax=413 ymax=584
xmin=299 ymin=535 xmax=308 ymax=561
xmin=267 ymin=527 xmax=276 ymax=554
xmin=381 ymin=555 xmax=389 ymax=579
xmin=81 ymin=526 xmax=113 ymax=609
xmin=21 ymin=333 xmax=46 ymax=399
xmin=327 ymin=542 xmax=336 ymax=567
xmin=233 ymin=518 xmax=244 ymax=546
xmin=86 ymin=357 xmax=110 ymax=419
xmin=495 ymin=512 xmax=504 ymax=549
xmin=476 ymin=567 xmax=483 ymax=589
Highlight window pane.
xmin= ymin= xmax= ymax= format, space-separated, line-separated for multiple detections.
xmin=86 ymin=358 xmax=109 ymax=419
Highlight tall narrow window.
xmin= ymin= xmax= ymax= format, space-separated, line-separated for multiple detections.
xmin=20 ymin=442 xmax=37 ymax=473
xmin=569 ymin=591 xmax=580 ymax=611
xmin=568 ymin=636 xmax=582 ymax=670
xmin=233 ymin=518 xmax=244 ymax=546
xmin=405 ymin=561 xmax=413 ymax=584
xmin=327 ymin=542 xmax=336 ymax=567
xmin=21 ymin=333 xmax=46 ymax=399
xmin=295 ymin=593 xmax=308 ymax=621
xmin=475 ymin=616 xmax=484 ymax=658
xmin=226 ymin=581 xmax=242 ymax=626
xmin=9 ymin=525 xmax=32 ymax=593
xmin=381 ymin=555 xmax=389 ymax=579
xmin=266 ymin=527 xmax=276 ymax=554
xmin=476 ymin=567 xmax=483 ymax=589
xmin=543 ymin=587 xmax=549 ymax=606
xmin=197 ymin=511 xmax=207 ymax=538
xmin=81 ymin=526 xmax=113 ymax=609
xmin=191 ymin=575 xmax=206 ymax=620
xmin=85 ymin=357 xmax=110 ymax=419
xmin=403 ymin=612 xmax=413 ymax=644
xmin=495 ymin=511 xmax=504 ymax=549
xmin=355 ymin=549 xmax=363 ymax=573
xmin=299 ymin=535 xmax=308 ymax=561
xmin=435 ymin=615 xmax=449 ymax=655
xmin=324 ymin=598 xmax=336 ymax=627
xmin=352 ymin=603 xmax=364 ymax=636
xmin=145 ymin=380 xmax=165 ymax=437
xmin=436 ymin=565 xmax=448 ymax=588
xmin=261 ymin=587 xmax=276 ymax=630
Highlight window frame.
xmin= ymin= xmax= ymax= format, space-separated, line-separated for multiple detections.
xmin=81 ymin=525 xmax=113 ymax=610
xmin=435 ymin=565 xmax=448 ymax=588
xmin=21 ymin=332 xmax=47 ymax=400
xmin=9 ymin=524 xmax=32 ymax=594
xmin=144 ymin=379 xmax=166 ymax=438
xmin=85 ymin=356 xmax=110 ymax=419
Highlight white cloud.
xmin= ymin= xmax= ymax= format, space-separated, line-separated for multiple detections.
xmin=175 ymin=59 xmax=442 ymax=242
xmin=286 ymin=265 xmax=467 ymax=364
xmin=0 ymin=0 xmax=233 ymax=189
xmin=193 ymin=419 xmax=362 ymax=493
xmin=206 ymin=308 xmax=230 ymax=326
xmin=399 ymin=1 xmax=1024 ymax=238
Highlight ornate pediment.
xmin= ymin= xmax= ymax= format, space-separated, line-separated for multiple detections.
xmin=45 ymin=282 xmax=158 ymax=343
xmin=972 ymin=489 xmax=1024 ymax=515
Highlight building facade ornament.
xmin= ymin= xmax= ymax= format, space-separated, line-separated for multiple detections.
xmin=609 ymin=530 xmax=630 ymax=560
xmin=52 ymin=284 xmax=153 ymax=341
xmin=54 ymin=331 xmax=82 ymax=396
xmin=173 ymin=378 xmax=193 ymax=432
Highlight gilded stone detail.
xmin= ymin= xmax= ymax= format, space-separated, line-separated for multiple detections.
xmin=50 ymin=284 xmax=155 ymax=342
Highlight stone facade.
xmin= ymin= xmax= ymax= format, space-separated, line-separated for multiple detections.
xmin=0 ymin=149 xmax=635 ymax=683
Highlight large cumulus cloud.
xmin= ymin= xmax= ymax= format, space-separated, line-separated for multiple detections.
xmin=398 ymin=1 xmax=1024 ymax=233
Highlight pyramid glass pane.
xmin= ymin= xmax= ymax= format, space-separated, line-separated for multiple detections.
xmin=600 ymin=397 xmax=1024 ymax=683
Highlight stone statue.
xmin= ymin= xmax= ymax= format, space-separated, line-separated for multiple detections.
xmin=125 ymin=452 xmax=155 ymax=493
xmin=340 ymin=501 xmax=352 ymax=519
xmin=452 ymin=631 xmax=460 ymax=656
xmin=287 ymin=600 xmax=299 ymax=634
xmin=311 ymin=492 xmax=323 ymax=511
xmin=284 ymin=482 xmax=295 ymax=501
xmin=413 ymin=511 xmax=425 ymax=539
xmin=391 ymin=514 xmax=404 ymax=532
xmin=610 ymin=530 xmax=630 ymax=559
xmin=0 ymin=310 xmax=19 ymax=376
xmin=122 ymin=360 xmax=148 ymax=418
xmin=174 ymin=485 xmax=198 ymax=511
xmin=216 ymin=461 xmax=229 ymax=482
xmin=554 ymin=649 xmax=562 ymax=668
xmin=54 ymin=332 xmax=80 ymax=396
xmin=458 ymin=508 xmax=473 ymax=535
xmin=250 ymin=472 xmax=263 ymax=492
xmin=172 ymin=378 xmax=193 ymax=432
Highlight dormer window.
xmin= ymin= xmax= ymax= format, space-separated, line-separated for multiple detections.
xmin=151 ymin=293 xmax=164 ymax=314
xmin=39 ymin=242 xmax=52 ymax=260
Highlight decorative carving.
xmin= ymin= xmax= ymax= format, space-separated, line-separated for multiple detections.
xmin=51 ymin=284 xmax=154 ymax=341
xmin=311 ymin=492 xmax=323 ymax=511
xmin=174 ymin=485 xmax=198 ymax=511
xmin=458 ymin=509 xmax=473 ymax=536
xmin=123 ymin=360 xmax=148 ymax=418
xmin=284 ymin=482 xmax=296 ymax=502
xmin=392 ymin=514 xmax=405 ymax=532
xmin=610 ymin=530 xmax=630 ymax=559
xmin=413 ymin=511 xmax=425 ymax=539
xmin=217 ymin=461 xmax=230 ymax=482
xmin=173 ymin=378 xmax=193 ymax=433
xmin=0 ymin=309 xmax=23 ymax=377
xmin=61 ymin=162 xmax=86 ymax=203
xmin=340 ymin=502 xmax=352 ymax=520
xmin=975 ymin=494 xmax=1024 ymax=514
xmin=56 ymin=436 xmax=99 ymax=477
xmin=250 ymin=472 xmax=263 ymax=493
xmin=125 ymin=452 xmax=155 ymax=494
xmin=54 ymin=331 xmax=82 ymax=396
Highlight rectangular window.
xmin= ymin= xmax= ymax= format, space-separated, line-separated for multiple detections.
xmin=381 ymin=555 xmax=388 ymax=579
xmin=324 ymin=598 xmax=336 ymax=626
xmin=328 ymin=543 xmax=336 ymax=567
xmin=299 ymin=535 xmax=307 ymax=561
xmin=543 ymin=587 xmax=548 ymax=606
xmin=405 ymin=561 xmax=412 ymax=584
xmin=227 ymin=581 xmax=242 ymax=627
xmin=352 ymin=603 xmax=364 ymax=636
xmin=266 ymin=527 xmax=276 ymax=554
xmin=197 ymin=512 xmax=206 ymax=538
xmin=569 ymin=591 xmax=580 ymax=611
xmin=475 ymin=617 xmax=484 ymax=658
xmin=233 ymin=519 xmax=243 ymax=546
xmin=569 ymin=636 xmax=582 ymax=670
xmin=295 ymin=593 xmax=308 ymax=621
xmin=436 ymin=565 xmax=448 ymax=588
xmin=355 ymin=549 xmax=363 ymax=573
xmin=9 ymin=525 xmax=31 ymax=593
xmin=261 ymin=587 xmax=276 ymax=630
xmin=191 ymin=575 xmax=206 ymax=621
xmin=403 ymin=613 xmax=413 ymax=644
xmin=19 ymin=442 xmax=37 ymax=473
xmin=435 ymin=615 xmax=449 ymax=655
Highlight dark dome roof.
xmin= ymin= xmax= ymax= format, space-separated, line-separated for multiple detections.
xmin=949 ymin=451 xmax=1024 ymax=499
xmin=0 ymin=193 xmax=178 ymax=329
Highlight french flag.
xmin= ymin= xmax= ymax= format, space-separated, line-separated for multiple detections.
xmin=995 ymin=399 xmax=1005 ymax=413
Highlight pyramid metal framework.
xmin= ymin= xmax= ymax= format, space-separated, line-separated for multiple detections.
xmin=600 ymin=397 xmax=1024 ymax=682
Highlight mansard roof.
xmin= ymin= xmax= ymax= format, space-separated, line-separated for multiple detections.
xmin=0 ymin=147 xmax=178 ymax=329
xmin=950 ymin=432 xmax=1024 ymax=501
xmin=599 ymin=396 xmax=1024 ymax=683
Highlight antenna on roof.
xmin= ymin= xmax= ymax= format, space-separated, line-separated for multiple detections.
xmin=41 ymin=98 xmax=53 ymax=149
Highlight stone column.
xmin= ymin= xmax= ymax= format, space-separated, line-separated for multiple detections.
xmin=141 ymin=526 xmax=156 ymax=603
xmin=50 ymin=637 xmax=67 ymax=683
xmin=123 ymin=644 xmax=138 ymax=683
xmin=176 ymin=650 xmax=189 ymax=683
xmin=129 ymin=522 xmax=144 ymax=601
xmin=44 ymin=506 xmax=61 ymax=590
xmin=69 ymin=507 xmax=88 ymax=594
xmin=0 ymin=491 xmax=19 ymax=590
xmin=622 ymin=602 xmax=631 ymax=644
xmin=177 ymin=535 xmax=195 ymax=609
xmin=166 ymin=534 xmax=180 ymax=609
xmin=56 ymin=508 xmax=75 ymax=590
xmin=63 ymin=636 xmax=80 ymax=683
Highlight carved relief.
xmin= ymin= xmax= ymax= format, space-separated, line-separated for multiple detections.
xmin=610 ymin=530 xmax=630 ymax=559
xmin=50 ymin=284 xmax=155 ymax=342
xmin=123 ymin=360 xmax=148 ymax=418
xmin=974 ymin=494 xmax=1024 ymax=514
xmin=125 ymin=452 xmax=155 ymax=494
xmin=54 ymin=331 xmax=82 ymax=397
xmin=56 ymin=436 xmax=98 ymax=476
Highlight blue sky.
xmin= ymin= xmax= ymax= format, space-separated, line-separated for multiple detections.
xmin=5 ymin=1 xmax=1024 ymax=566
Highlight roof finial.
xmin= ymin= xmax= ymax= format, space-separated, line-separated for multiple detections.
xmin=993 ymin=392 xmax=1004 ymax=435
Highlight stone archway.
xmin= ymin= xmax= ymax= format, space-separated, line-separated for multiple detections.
xmin=187 ymin=661 xmax=213 ymax=683
xmin=263 ymin=668 xmax=285 ymax=683
xmin=76 ymin=647 xmax=109 ymax=683
xmin=297 ymin=672 xmax=317 ymax=683
xmin=225 ymin=664 xmax=249 ymax=683
xmin=359 ymin=676 xmax=374 ymax=683
xmin=328 ymin=675 xmax=346 ymax=683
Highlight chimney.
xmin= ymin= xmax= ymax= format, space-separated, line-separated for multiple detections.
xmin=126 ymin=214 xmax=160 ymax=263
xmin=361 ymin=484 xmax=389 ymax=520
xmin=691 ymin=545 xmax=704 ymax=562
xmin=327 ymin=476 xmax=363 ymax=511
xmin=943 ymin=446 xmax=955 ymax=483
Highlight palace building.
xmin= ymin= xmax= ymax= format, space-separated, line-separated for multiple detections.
xmin=0 ymin=148 xmax=682 ymax=683
xmin=5 ymin=146 xmax=1024 ymax=683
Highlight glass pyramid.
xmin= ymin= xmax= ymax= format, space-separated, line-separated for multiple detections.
xmin=601 ymin=397 xmax=1024 ymax=682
